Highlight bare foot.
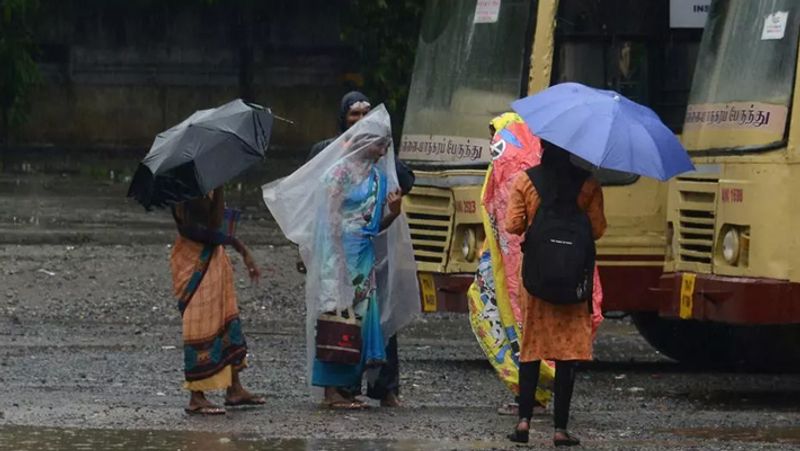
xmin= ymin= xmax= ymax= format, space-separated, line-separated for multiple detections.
xmin=187 ymin=391 xmax=226 ymax=415
xmin=225 ymin=387 xmax=266 ymax=406
xmin=508 ymin=419 xmax=530 ymax=443
xmin=323 ymin=387 xmax=368 ymax=410
xmin=380 ymin=392 xmax=401 ymax=407
xmin=554 ymin=430 xmax=580 ymax=447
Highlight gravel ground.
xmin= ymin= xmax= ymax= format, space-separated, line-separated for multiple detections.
xmin=2 ymin=175 xmax=800 ymax=450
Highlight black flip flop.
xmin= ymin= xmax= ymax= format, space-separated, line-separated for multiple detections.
xmin=554 ymin=432 xmax=580 ymax=447
xmin=224 ymin=396 xmax=267 ymax=407
xmin=508 ymin=429 xmax=529 ymax=444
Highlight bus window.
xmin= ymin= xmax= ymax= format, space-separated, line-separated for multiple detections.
xmin=693 ymin=1 xmax=799 ymax=107
xmin=553 ymin=0 xmax=702 ymax=133
xmin=686 ymin=0 xmax=800 ymax=152
xmin=557 ymin=0 xmax=662 ymax=36
xmin=554 ymin=42 xmax=605 ymax=88
xmin=658 ymin=36 xmax=701 ymax=131
xmin=402 ymin=0 xmax=535 ymax=167
xmin=551 ymin=0 xmax=703 ymax=185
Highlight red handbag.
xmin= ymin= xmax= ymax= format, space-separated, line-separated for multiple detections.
xmin=315 ymin=308 xmax=362 ymax=365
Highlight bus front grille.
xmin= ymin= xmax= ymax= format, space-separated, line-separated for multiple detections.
xmin=402 ymin=187 xmax=454 ymax=271
xmin=676 ymin=181 xmax=717 ymax=266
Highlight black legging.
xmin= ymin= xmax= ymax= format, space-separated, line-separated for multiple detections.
xmin=518 ymin=360 xmax=578 ymax=430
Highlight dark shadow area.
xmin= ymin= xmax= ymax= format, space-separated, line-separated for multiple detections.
xmin=670 ymin=425 xmax=800 ymax=444
xmin=662 ymin=389 xmax=800 ymax=411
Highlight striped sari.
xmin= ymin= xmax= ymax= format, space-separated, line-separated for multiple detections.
xmin=170 ymin=208 xmax=247 ymax=391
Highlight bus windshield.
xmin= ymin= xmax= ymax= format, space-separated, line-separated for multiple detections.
xmin=400 ymin=0 xmax=534 ymax=168
xmin=683 ymin=0 xmax=800 ymax=152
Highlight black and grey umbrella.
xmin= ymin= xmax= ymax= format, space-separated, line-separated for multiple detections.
xmin=128 ymin=99 xmax=273 ymax=210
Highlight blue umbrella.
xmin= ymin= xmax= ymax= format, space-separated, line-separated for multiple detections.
xmin=511 ymin=82 xmax=694 ymax=181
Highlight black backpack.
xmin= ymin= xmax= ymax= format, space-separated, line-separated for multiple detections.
xmin=521 ymin=166 xmax=595 ymax=305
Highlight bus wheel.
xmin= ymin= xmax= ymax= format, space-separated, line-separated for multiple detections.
xmin=631 ymin=312 xmax=734 ymax=365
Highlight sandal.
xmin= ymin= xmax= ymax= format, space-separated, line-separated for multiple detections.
xmin=224 ymin=395 xmax=267 ymax=406
xmin=184 ymin=405 xmax=226 ymax=415
xmin=508 ymin=420 xmax=530 ymax=444
xmin=497 ymin=402 xmax=518 ymax=416
xmin=500 ymin=402 xmax=546 ymax=416
xmin=507 ymin=429 xmax=529 ymax=444
xmin=325 ymin=400 xmax=369 ymax=410
xmin=380 ymin=393 xmax=402 ymax=408
xmin=554 ymin=430 xmax=580 ymax=447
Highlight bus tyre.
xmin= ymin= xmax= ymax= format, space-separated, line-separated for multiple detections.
xmin=631 ymin=313 xmax=735 ymax=366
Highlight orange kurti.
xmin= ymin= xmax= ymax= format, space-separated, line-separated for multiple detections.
xmin=506 ymin=172 xmax=606 ymax=362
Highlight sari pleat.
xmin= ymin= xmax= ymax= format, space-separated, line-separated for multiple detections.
xmin=171 ymin=236 xmax=247 ymax=391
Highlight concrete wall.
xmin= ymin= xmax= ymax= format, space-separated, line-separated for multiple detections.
xmin=19 ymin=0 xmax=358 ymax=152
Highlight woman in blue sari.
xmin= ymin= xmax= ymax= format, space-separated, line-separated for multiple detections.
xmin=263 ymin=105 xmax=420 ymax=411
xmin=310 ymin=123 xmax=402 ymax=409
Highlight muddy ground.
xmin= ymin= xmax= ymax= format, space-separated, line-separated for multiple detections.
xmin=2 ymin=172 xmax=800 ymax=450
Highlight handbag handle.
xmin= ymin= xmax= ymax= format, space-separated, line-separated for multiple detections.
xmin=332 ymin=306 xmax=358 ymax=325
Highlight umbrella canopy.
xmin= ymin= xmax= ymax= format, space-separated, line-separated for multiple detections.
xmin=128 ymin=99 xmax=273 ymax=209
xmin=511 ymin=82 xmax=694 ymax=181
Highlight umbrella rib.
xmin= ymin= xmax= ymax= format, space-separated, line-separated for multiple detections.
xmin=598 ymin=113 xmax=663 ymax=179
xmin=632 ymin=121 xmax=674 ymax=180
xmin=595 ymin=100 xmax=621 ymax=170
xmin=251 ymin=113 xmax=269 ymax=151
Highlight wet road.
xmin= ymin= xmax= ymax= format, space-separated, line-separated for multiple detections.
xmin=2 ymin=173 xmax=800 ymax=450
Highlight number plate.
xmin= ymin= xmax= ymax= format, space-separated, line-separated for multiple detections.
xmin=679 ymin=273 xmax=696 ymax=319
xmin=419 ymin=273 xmax=438 ymax=312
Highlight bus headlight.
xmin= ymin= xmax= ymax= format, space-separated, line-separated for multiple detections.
xmin=462 ymin=228 xmax=478 ymax=262
xmin=721 ymin=228 xmax=741 ymax=265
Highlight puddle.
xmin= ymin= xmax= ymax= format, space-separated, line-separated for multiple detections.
xmin=0 ymin=426 xmax=498 ymax=451
xmin=672 ymin=426 xmax=800 ymax=445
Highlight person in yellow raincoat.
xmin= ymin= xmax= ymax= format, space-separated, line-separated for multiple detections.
xmin=468 ymin=113 xmax=605 ymax=416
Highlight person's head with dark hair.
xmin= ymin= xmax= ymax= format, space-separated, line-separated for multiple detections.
xmin=339 ymin=91 xmax=372 ymax=132
xmin=540 ymin=140 xmax=591 ymax=197
xmin=540 ymin=140 xmax=573 ymax=169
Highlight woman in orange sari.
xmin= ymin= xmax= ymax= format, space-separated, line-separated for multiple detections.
xmin=171 ymin=186 xmax=265 ymax=415
xmin=506 ymin=142 xmax=606 ymax=446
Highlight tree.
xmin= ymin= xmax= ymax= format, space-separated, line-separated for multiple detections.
xmin=0 ymin=0 xmax=40 ymax=170
xmin=340 ymin=0 xmax=425 ymax=142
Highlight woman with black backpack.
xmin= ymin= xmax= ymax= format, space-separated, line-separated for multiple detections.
xmin=505 ymin=141 xmax=607 ymax=447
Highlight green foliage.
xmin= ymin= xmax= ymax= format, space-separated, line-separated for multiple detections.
xmin=0 ymin=0 xmax=41 ymax=142
xmin=341 ymin=0 xmax=425 ymax=138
